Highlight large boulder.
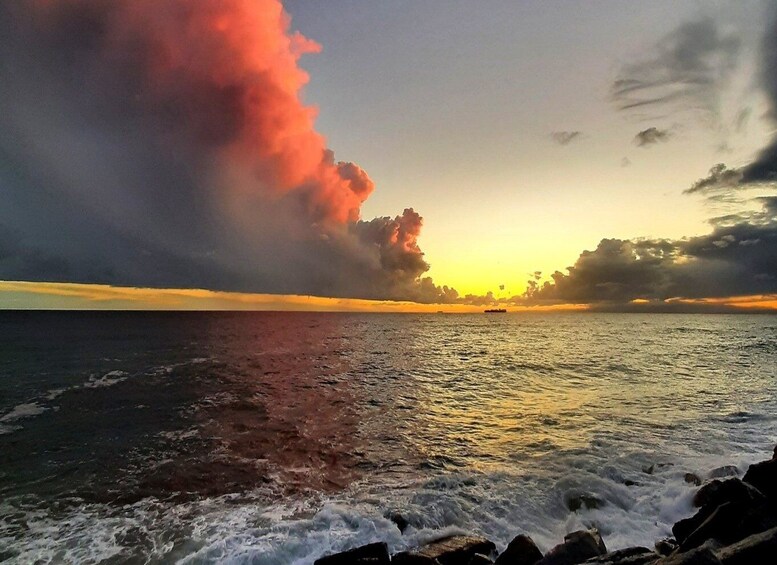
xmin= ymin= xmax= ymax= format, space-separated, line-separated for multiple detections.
xmin=314 ymin=542 xmax=391 ymax=565
xmin=691 ymin=479 xmax=764 ymax=509
xmin=742 ymin=457 xmax=777 ymax=503
xmin=495 ymin=534 xmax=543 ymax=565
xmin=678 ymin=501 xmax=776 ymax=550
xmin=715 ymin=525 xmax=777 ymax=565
xmin=581 ymin=546 xmax=656 ymax=564
xmin=674 ymin=477 xmax=774 ymax=548
xmin=394 ymin=535 xmax=496 ymax=565
xmin=537 ymin=529 xmax=607 ymax=565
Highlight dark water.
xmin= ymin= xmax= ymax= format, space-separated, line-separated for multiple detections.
xmin=1 ymin=311 xmax=776 ymax=563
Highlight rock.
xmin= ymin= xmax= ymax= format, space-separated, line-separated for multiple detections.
xmin=651 ymin=542 xmax=722 ymax=564
xmin=679 ymin=501 xmax=774 ymax=550
xmin=691 ymin=478 xmax=764 ymax=509
xmin=566 ymin=494 xmax=605 ymax=512
xmin=398 ymin=535 xmax=497 ymax=565
xmin=624 ymin=480 xmax=639 ymax=487
xmin=495 ymin=534 xmax=543 ymax=565
xmin=742 ymin=457 xmax=777 ymax=502
xmin=392 ymin=553 xmax=438 ymax=565
xmin=708 ymin=466 xmax=739 ymax=480
xmin=685 ymin=474 xmax=702 ymax=487
xmin=581 ymin=546 xmax=655 ymax=564
xmin=537 ymin=529 xmax=607 ymax=565
xmin=654 ymin=538 xmax=678 ymax=556
xmin=314 ymin=542 xmax=391 ymax=565
xmin=715 ymin=525 xmax=777 ymax=565
xmin=387 ymin=511 xmax=410 ymax=533
xmin=470 ymin=554 xmax=495 ymax=564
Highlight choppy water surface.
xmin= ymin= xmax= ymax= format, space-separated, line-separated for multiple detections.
xmin=1 ymin=311 xmax=776 ymax=563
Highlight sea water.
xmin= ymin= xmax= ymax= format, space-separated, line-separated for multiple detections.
xmin=1 ymin=311 xmax=776 ymax=563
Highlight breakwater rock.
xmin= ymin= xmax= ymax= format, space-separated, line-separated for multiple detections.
xmin=315 ymin=446 xmax=777 ymax=565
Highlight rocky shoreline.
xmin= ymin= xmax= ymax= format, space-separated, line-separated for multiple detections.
xmin=314 ymin=446 xmax=777 ymax=564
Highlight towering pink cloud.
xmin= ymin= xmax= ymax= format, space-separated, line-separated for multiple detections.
xmin=0 ymin=0 xmax=458 ymax=302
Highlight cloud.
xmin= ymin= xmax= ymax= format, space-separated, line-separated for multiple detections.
xmin=613 ymin=18 xmax=740 ymax=118
xmin=551 ymin=131 xmax=583 ymax=145
xmin=0 ymin=0 xmax=455 ymax=302
xmin=521 ymin=195 xmax=777 ymax=307
xmin=633 ymin=127 xmax=671 ymax=147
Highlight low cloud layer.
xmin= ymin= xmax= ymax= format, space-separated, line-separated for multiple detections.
xmin=0 ymin=0 xmax=456 ymax=302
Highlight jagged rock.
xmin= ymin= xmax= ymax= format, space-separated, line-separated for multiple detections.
xmin=314 ymin=542 xmax=391 ymax=564
xmin=715 ymin=525 xmax=777 ymax=565
xmin=651 ymin=541 xmax=722 ymax=564
xmin=567 ymin=494 xmax=605 ymax=512
xmin=495 ymin=534 xmax=543 ymax=565
xmin=742 ymin=457 xmax=777 ymax=503
xmin=581 ymin=546 xmax=656 ymax=564
xmin=396 ymin=535 xmax=496 ymax=565
xmin=654 ymin=538 xmax=678 ymax=556
xmin=685 ymin=474 xmax=702 ymax=487
xmin=691 ymin=478 xmax=764 ymax=509
xmin=708 ymin=466 xmax=739 ymax=479
xmin=537 ymin=529 xmax=607 ymax=565
xmin=470 ymin=554 xmax=495 ymax=564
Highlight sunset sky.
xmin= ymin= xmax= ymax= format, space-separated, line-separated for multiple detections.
xmin=1 ymin=0 xmax=776 ymax=311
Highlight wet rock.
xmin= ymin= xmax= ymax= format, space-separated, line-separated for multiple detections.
xmin=566 ymin=493 xmax=605 ymax=512
xmin=397 ymin=535 xmax=497 ymax=565
xmin=651 ymin=542 xmax=722 ymax=564
xmin=679 ymin=501 xmax=775 ymax=550
xmin=643 ymin=463 xmax=673 ymax=475
xmin=654 ymin=538 xmax=678 ymax=556
xmin=470 ymin=554 xmax=495 ymax=564
xmin=314 ymin=542 xmax=390 ymax=565
xmin=708 ymin=466 xmax=738 ymax=480
xmin=537 ymin=529 xmax=607 ymax=565
xmin=392 ymin=554 xmax=438 ymax=565
xmin=387 ymin=511 xmax=410 ymax=533
xmin=495 ymin=534 xmax=543 ymax=565
xmin=691 ymin=478 xmax=764 ymax=509
xmin=742 ymin=457 xmax=777 ymax=503
xmin=715 ymin=525 xmax=777 ymax=565
xmin=684 ymin=473 xmax=702 ymax=487
xmin=581 ymin=546 xmax=656 ymax=564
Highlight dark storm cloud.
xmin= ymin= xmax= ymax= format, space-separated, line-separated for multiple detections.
xmin=633 ymin=127 xmax=672 ymax=147
xmin=0 ymin=0 xmax=457 ymax=302
xmin=613 ymin=18 xmax=740 ymax=117
xmin=521 ymin=195 xmax=777 ymax=307
xmin=550 ymin=131 xmax=583 ymax=146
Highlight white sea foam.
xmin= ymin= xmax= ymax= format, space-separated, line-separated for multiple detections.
xmin=84 ymin=370 xmax=129 ymax=389
xmin=0 ymin=402 xmax=48 ymax=423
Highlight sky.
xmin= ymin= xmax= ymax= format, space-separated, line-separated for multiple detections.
xmin=1 ymin=0 xmax=776 ymax=311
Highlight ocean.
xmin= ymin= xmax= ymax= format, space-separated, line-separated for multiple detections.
xmin=1 ymin=311 xmax=776 ymax=563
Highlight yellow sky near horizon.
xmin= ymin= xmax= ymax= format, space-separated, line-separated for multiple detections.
xmin=1 ymin=280 xmax=776 ymax=312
